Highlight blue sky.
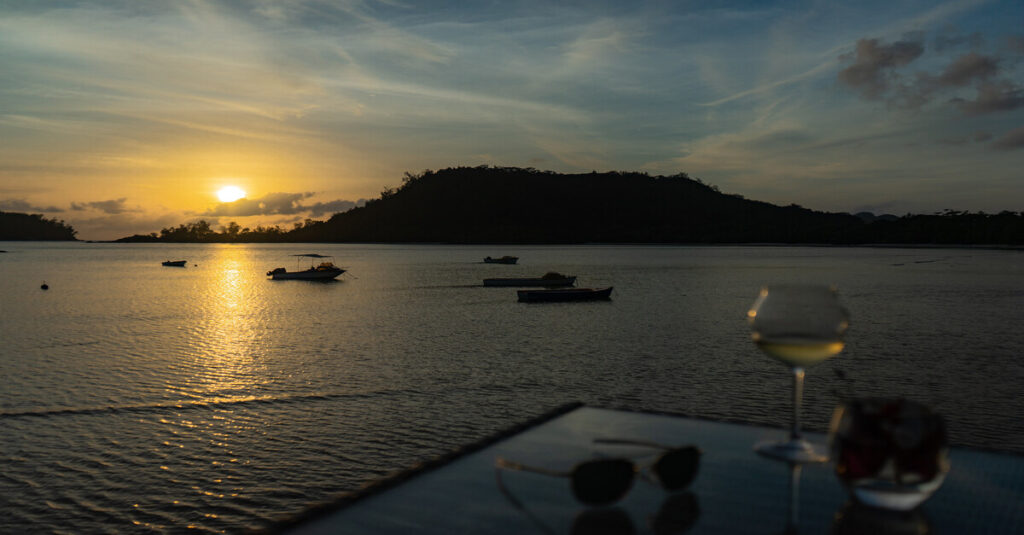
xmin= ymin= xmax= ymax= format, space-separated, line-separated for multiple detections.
xmin=1 ymin=0 xmax=1021 ymax=240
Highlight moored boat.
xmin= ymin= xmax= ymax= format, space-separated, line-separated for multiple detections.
xmin=517 ymin=287 xmax=613 ymax=303
xmin=483 ymin=272 xmax=576 ymax=287
xmin=484 ymin=256 xmax=518 ymax=264
xmin=268 ymin=254 xmax=345 ymax=281
xmin=162 ymin=260 xmax=187 ymax=267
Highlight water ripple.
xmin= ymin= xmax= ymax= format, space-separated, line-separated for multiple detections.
xmin=0 ymin=389 xmax=417 ymax=419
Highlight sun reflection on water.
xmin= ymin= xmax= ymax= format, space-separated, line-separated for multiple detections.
xmin=182 ymin=245 xmax=269 ymax=399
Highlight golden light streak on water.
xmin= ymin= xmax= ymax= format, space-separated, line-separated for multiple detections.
xmin=171 ymin=245 xmax=273 ymax=405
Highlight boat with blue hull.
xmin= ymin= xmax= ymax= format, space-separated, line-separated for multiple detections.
xmin=483 ymin=272 xmax=576 ymax=287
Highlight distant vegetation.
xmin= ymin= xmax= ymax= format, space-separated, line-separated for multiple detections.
xmin=856 ymin=209 xmax=1024 ymax=245
xmin=117 ymin=219 xmax=318 ymax=243
xmin=0 ymin=211 xmax=77 ymax=240
xmin=288 ymin=167 xmax=861 ymax=243
xmin=113 ymin=166 xmax=1022 ymax=245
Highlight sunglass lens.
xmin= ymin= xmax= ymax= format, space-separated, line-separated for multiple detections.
xmin=653 ymin=448 xmax=699 ymax=490
xmin=572 ymin=459 xmax=635 ymax=506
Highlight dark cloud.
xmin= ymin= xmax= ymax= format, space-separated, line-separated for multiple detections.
xmin=936 ymin=52 xmax=998 ymax=87
xmin=203 ymin=192 xmax=362 ymax=217
xmin=0 ymin=199 xmax=64 ymax=212
xmin=992 ymin=126 xmax=1024 ymax=150
xmin=837 ymin=38 xmax=925 ymax=99
xmin=307 ymin=199 xmax=365 ymax=217
xmin=954 ymin=80 xmax=1024 ymax=115
xmin=840 ymin=37 xmax=1022 ymax=116
xmin=974 ymin=131 xmax=993 ymax=142
xmin=70 ymin=197 xmax=137 ymax=214
xmin=887 ymin=52 xmax=1001 ymax=109
xmin=893 ymin=52 xmax=1007 ymax=111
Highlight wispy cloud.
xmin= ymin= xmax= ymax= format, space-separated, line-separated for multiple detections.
xmin=70 ymin=198 xmax=140 ymax=215
xmin=934 ymin=28 xmax=985 ymax=52
xmin=71 ymin=211 xmax=185 ymax=240
xmin=700 ymin=60 xmax=836 ymax=107
xmin=0 ymin=199 xmax=64 ymax=213
xmin=560 ymin=19 xmax=632 ymax=74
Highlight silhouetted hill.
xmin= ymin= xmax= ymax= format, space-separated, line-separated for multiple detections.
xmin=0 ymin=211 xmax=78 ymax=240
xmin=113 ymin=167 xmax=1023 ymax=245
xmin=290 ymin=167 xmax=866 ymax=244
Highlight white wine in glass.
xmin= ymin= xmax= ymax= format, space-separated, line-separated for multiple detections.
xmin=748 ymin=284 xmax=849 ymax=463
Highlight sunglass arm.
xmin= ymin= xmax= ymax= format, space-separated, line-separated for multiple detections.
xmin=495 ymin=457 xmax=571 ymax=478
xmin=593 ymin=438 xmax=673 ymax=450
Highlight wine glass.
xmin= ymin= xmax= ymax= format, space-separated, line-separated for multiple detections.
xmin=748 ymin=284 xmax=849 ymax=463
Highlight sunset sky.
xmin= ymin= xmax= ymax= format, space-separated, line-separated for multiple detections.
xmin=1 ymin=1 xmax=1022 ymax=240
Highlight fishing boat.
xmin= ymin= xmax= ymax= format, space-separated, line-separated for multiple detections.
xmin=517 ymin=287 xmax=613 ymax=303
xmin=484 ymin=256 xmax=518 ymax=264
xmin=483 ymin=272 xmax=576 ymax=287
xmin=162 ymin=260 xmax=187 ymax=267
xmin=267 ymin=254 xmax=345 ymax=281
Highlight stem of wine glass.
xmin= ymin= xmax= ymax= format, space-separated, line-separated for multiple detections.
xmin=791 ymin=366 xmax=805 ymax=441
xmin=787 ymin=463 xmax=802 ymax=531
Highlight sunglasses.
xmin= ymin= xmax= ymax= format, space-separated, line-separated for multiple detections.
xmin=495 ymin=439 xmax=700 ymax=506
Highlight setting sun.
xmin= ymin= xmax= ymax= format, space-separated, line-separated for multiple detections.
xmin=216 ymin=186 xmax=246 ymax=203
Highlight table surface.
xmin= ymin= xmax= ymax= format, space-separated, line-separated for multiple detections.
xmin=278 ymin=405 xmax=1024 ymax=534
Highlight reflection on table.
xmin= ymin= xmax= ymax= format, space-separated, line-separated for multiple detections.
xmin=278 ymin=405 xmax=1024 ymax=534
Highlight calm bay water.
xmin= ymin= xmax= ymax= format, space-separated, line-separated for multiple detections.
xmin=1 ymin=242 xmax=1022 ymax=533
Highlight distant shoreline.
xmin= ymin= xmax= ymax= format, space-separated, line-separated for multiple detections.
xmin=28 ymin=240 xmax=1020 ymax=251
xmin=5 ymin=168 xmax=1023 ymax=246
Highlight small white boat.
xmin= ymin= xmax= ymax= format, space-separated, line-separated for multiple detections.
xmin=268 ymin=254 xmax=345 ymax=281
